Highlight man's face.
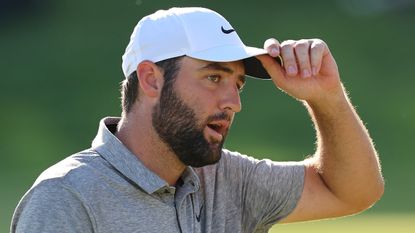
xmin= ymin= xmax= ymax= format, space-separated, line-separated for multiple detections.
xmin=152 ymin=57 xmax=245 ymax=167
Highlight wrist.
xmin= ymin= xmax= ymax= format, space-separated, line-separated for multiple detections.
xmin=305 ymin=84 xmax=350 ymax=115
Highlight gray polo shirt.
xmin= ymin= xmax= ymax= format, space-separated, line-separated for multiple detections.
xmin=11 ymin=117 xmax=305 ymax=233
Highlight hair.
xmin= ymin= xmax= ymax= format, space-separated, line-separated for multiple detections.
xmin=120 ymin=56 xmax=184 ymax=115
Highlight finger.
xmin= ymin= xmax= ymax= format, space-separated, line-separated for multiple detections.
xmin=280 ymin=40 xmax=298 ymax=76
xmin=263 ymin=38 xmax=280 ymax=57
xmin=255 ymin=54 xmax=287 ymax=89
xmin=294 ymin=39 xmax=312 ymax=78
xmin=310 ymin=39 xmax=326 ymax=76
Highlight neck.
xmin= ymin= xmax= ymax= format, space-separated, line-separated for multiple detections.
xmin=115 ymin=109 xmax=186 ymax=186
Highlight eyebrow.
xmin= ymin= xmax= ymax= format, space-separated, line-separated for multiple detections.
xmin=199 ymin=62 xmax=234 ymax=74
xmin=199 ymin=62 xmax=246 ymax=84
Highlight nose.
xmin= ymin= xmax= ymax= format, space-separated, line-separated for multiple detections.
xmin=219 ymin=84 xmax=242 ymax=113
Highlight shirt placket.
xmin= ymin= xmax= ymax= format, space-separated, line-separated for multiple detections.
xmin=174 ymin=180 xmax=201 ymax=233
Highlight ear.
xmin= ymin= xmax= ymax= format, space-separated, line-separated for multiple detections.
xmin=136 ymin=61 xmax=164 ymax=98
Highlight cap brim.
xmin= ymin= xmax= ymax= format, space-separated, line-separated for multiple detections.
xmin=243 ymin=56 xmax=270 ymax=80
xmin=187 ymin=45 xmax=274 ymax=80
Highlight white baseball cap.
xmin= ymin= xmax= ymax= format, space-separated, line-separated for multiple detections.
xmin=122 ymin=7 xmax=272 ymax=79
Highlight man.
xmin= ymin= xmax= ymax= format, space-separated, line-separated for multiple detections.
xmin=11 ymin=7 xmax=384 ymax=233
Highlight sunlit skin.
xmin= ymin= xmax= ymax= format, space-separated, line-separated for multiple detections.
xmin=116 ymin=38 xmax=384 ymax=224
xmin=258 ymin=38 xmax=384 ymax=222
xmin=173 ymin=58 xmax=246 ymax=145
xmin=150 ymin=57 xmax=245 ymax=168
xmin=116 ymin=57 xmax=246 ymax=185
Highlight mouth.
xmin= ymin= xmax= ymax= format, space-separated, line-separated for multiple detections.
xmin=205 ymin=120 xmax=230 ymax=143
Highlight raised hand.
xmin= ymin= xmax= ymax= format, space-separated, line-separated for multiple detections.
xmin=256 ymin=38 xmax=344 ymax=105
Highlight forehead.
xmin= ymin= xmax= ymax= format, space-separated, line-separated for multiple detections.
xmin=179 ymin=56 xmax=245 ymax=76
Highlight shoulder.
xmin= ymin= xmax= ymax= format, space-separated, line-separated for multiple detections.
xmin=12 ymin=149 xmax=106 ymax=231
xmin=216 ymin=149 xmax=302 ymax=171
xmin=34 ymin=149 xmax=104 ymax=187
xmin=218 ymin=148 xmax=256 ymax=167
xmin=11 ymin=150 xmax=102 ymax=230
xmin=220 ymin=148 xmax=305 ymax=172
xmin=195 ymin=148 xmax=305 ymax=186
xmin=27 ymin=148 xmax=122 ymax=202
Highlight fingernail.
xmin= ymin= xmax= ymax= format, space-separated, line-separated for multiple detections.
xmin=288 ymin=65 xmax=296 ymax=75
xmin=303 ymin=69 xmax=311 ymax=78
xmin=271 ymin=48 xmax=279 ymax=56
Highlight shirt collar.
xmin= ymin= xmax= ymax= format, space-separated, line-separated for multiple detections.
xmin=91 ymin=117 xmax=200 ymax=194
xmin=181 ymin=166 xmax=201 ymax=192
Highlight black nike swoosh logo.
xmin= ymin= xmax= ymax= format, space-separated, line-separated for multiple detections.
xmin=221 ymin=26 xmax=235 ymax=34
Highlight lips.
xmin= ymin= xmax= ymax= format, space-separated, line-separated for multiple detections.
xmin=205 ymin=120 xmax=229 ymax=143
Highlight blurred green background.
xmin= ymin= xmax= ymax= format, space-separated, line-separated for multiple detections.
xmin=1 ymin=0 xmax=414 ymax=232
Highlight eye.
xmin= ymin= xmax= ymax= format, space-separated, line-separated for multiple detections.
xmin=207 ymin=75 xmax=221 ymax=83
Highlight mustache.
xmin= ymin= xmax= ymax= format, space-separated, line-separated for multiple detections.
xmin=206 ymin=112 xmax=232 ymax=123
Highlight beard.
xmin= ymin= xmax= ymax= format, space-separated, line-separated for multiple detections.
xmin=152 ymin=81 xmax=230 ymax=168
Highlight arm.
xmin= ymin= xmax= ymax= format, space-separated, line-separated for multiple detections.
xmin=256 ymin=38 xmax=384 ymax=222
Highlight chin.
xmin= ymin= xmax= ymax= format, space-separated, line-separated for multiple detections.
xmin=187 ymin=148 xmax=222 ymax=168
xmin=205 ymin=145 xmax=223 ymax=164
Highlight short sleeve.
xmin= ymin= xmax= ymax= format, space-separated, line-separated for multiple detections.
xmin=11 ymin=179 xmax=95 ymax=233
xmin=221 ymin=150 xmax=305 ymax=231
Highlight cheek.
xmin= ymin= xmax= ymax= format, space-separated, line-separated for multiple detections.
xmin=188 ymin=91 xmax=217 ymax=115
xmin=174 ymin=77 xmax=219 ymax=120
xmin=188 ymin=96 xmax=209 ymax=120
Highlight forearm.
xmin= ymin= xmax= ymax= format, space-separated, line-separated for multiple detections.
xmin=305 ymin=84 xmax=384 ymax=211
xmin=259 ymin=38 xmax=384 ymax=221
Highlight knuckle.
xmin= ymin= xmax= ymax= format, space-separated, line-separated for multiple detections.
xmin=295 ymin=39 xmax=309 ymax=47
xmin=318 ymin=38 xmax=327 ymax=46
xmin=280 ymin=40 xmax=295 ymax=48
xmin=311 ymin=41 xmax=324 ymax=49
xmin=294 ymin=41 xmax=310 ymax=54
xmin=280 ymin=46 xmax=294 ymax=56
xmin=312 ymin=39 xmax=327 ymax=49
